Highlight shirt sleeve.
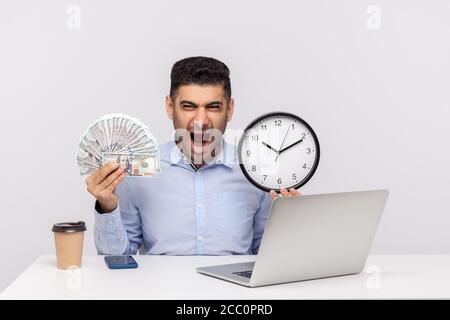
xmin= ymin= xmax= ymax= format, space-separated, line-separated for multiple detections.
xmin=93 ymin=178 xmax=143 ymax=255
xmin=252 ymin=191 xmax=273 ymax=254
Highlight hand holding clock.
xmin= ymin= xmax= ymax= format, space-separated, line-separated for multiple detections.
xmin=269 ymin=188 xmax=301 ymax=200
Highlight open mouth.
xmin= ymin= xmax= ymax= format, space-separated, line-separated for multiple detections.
xmin=190 ymin=131 xmax=215 ymax=150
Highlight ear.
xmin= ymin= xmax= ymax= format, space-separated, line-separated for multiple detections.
xmin=226 ymin=98 xmax=235 ymax=122
xmin=165 ymin=95 xmax=174 ymax=119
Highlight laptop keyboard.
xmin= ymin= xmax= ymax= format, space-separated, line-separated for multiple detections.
xmin=233 ymin=270 xmax=253 ymax=278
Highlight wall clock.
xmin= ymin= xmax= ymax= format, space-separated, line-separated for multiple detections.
xmin=238 ymin=112 xmax=320 ymax=192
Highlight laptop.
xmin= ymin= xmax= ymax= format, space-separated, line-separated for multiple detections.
xmin=196 ymin=189 xmax=389 ymax=287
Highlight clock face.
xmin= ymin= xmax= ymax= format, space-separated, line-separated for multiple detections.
xmin=238 ymin=112 xmax=320 ymax=192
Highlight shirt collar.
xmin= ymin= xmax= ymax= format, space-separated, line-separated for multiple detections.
xmin=168 ymin=138 xmax=234 ymax=169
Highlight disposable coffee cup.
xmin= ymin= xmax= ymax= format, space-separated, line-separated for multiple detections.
xmin=52 ymin=221 xmax=86 ymax=270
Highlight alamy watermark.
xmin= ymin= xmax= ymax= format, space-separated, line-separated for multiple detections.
xmin=66 ymin=5 xmax=81 ymax=30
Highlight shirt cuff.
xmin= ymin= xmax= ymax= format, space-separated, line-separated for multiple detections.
xmin=95 ymin=200 xmax=119 ymax=214
xmin=94 ymin=204 xmax=121 ymax=233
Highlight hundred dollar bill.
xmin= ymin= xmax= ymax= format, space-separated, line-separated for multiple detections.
xmin=101 ymin=152 xmax=160 ymax=177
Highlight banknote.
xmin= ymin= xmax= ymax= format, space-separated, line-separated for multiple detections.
xmin=102 ymin=152 xmax=160 ymax=177
xmin=76 ymin=113 xmax=161 ymax=177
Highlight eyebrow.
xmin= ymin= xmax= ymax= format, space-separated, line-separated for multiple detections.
xmin=180 ymin=100 xmax=223 ymax=107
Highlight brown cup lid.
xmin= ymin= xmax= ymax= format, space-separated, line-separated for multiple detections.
xmin=52 ymin=221 xmax=86 ymax=233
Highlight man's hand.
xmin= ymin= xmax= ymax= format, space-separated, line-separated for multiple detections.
xmin=86 ymin=161 xmax=127 ymax=213
xmin=269 ymin=188 xmax=301 ymax=200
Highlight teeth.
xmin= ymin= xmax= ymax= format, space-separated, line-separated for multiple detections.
xmin=191 ymin=132 xmax=211 ymax=142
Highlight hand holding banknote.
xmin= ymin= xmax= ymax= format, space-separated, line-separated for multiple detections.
xmin=77 ymin=113 xmax=161 ymax=213
xmin=86 ymin=161 xmax=126 ymax=213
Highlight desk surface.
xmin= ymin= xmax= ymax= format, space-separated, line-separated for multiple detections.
xmin=1 ymin=254 xmax=450 ymax=299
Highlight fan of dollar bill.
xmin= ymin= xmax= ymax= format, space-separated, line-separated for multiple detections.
xmin=76 ymin=113 xmax=161 ymax=177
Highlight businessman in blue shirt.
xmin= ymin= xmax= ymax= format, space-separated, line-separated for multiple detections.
xmin=86 ymin=56 xmax=300 ymax=256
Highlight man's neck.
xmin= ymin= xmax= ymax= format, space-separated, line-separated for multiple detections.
xmin=175 ymin=138 xmax=223 ymax=171
xmin=188 ymin=146 xmax=219 ymax=170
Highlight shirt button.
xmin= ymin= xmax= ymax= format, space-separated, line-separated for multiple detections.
xmin=197 ymin=235 xmax=203 ymax=241
xmin=197 ymin=203 xmax=204 ymax=208
xmin=108 ymin=220 xmax=113 ymax=225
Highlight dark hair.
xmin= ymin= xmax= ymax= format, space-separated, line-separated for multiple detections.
xmin=170 ymin=56 xmax=231 ymax=102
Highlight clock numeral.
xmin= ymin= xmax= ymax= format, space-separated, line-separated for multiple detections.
xmin=277 ymin=178 xmax=282 ymax=184
xmin=303 ymin=163 xmax=307 ymax=169
xmin=246 ymin=150 xmax=251 ymax=157
xmin=261 ymin=124 xmax=267 ymax=130
xmin=306 ymin=148 xmax=311 ymax=154
xmin=251 ymin=135 xmax=259 ymax=141
xmin=263 ymin=175 xmax=267 ymax=181
xmin=252 ymin=165 xmax=257 ymax=172
xmin=292 ymin=173 xmax=297 ymax=180
xmin=274 ymin=119 xmax=282 ymax=126
xmin=291 ymin=124 xmax=295 ymax=130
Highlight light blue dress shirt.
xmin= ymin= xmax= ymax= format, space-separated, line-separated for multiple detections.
xmin=94 ymin=139 xmax=273 ymax=256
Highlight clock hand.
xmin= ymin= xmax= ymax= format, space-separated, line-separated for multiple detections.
xmin=278 ymin=138 xmax=304 ymax=154
xmin=261 ymin=141 xmax=279 ymax=154
xmin=275 ymin=126 xmax=291 ymax=162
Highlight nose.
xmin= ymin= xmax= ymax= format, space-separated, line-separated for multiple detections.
xmin=193 ymin=107 xmax=210 ymax=131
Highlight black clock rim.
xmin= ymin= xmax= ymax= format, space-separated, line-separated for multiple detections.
xmin=238 ymin=111 xmax=320 ymax=193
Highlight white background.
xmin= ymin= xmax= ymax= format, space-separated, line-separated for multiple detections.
xmin=0 ymin=0 xmax=449 ymax=291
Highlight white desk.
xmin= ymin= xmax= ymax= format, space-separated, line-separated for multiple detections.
xmin=1 ymin=255 xmax=449 ymax=299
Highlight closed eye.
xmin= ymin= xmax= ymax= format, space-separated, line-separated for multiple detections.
xmin=207 ymin=105 xmax=221 ymax=111
xmin=181 ymin=104 xmax=197 ymax=110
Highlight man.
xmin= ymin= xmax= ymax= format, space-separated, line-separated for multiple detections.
xmin=86 ymin=56 xmax=300 ymax=255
